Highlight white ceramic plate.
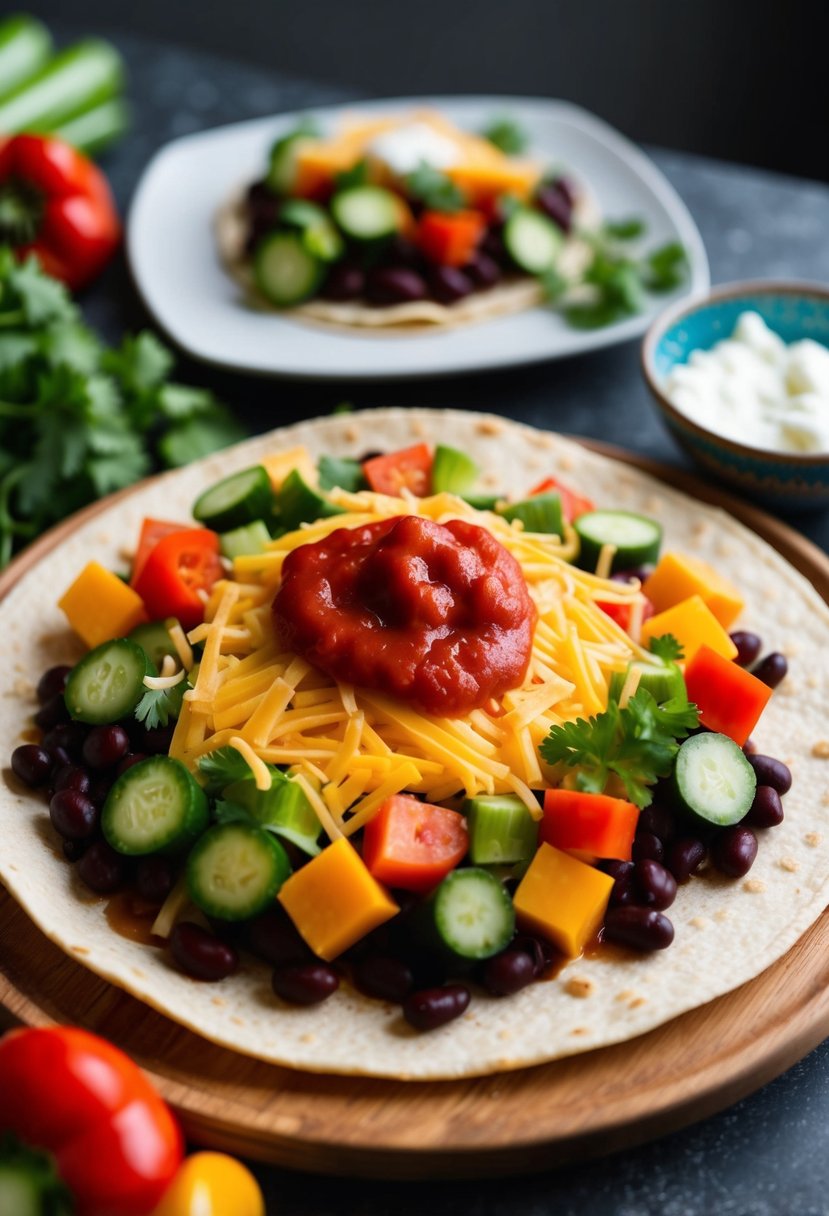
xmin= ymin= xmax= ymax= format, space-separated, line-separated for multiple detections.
xmin=127 ymin=95 xmax=709 ymax=380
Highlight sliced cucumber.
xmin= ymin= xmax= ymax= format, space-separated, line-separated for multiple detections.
xmin=330 ymin=185 xmax=401 ymax=242
xmin=432 ymin=868 xmax=515 ymax=960
xmin=464 ymin=795 xmax=539 ymax=866
xmin=64 ymin=639 xmax=152 ymax=725
xmin=192 ymin=465 xmax=274 ymax=533
xmin=128 ymin=619 xmax=179 ymax=671
xmin=504 ymin=208 xmax=564 ymax=275
xmin=575 ymin=510 xmax=662 ymax=574
xmin=673 ymin=733 xmax=756 ymax=827
xmin=254 ymin=231 xmax=324 ymax=307
xmin=224 ymin=775 xmax=322 ymax=856
xmin=431 ymin=445 xmax=480 ymax=496
xmin=280 ymin=199 xmax=344 ymax=262
xmin=277 ymin=468 xmax=346 ymax=532
xmin=186 ymin=822 xmax=291 ymax=920
xmin=318 ymin=455 xmax=369 ymax=493
xmin=102 ymin=757 xmax=209 ymax=855
xmin=267 ymin=121 xmax=318 ymax=195
xmin=220 ymin=520 xmax=272 ymax=560
xmin=498 ymin=492 xmax=564 ymax=536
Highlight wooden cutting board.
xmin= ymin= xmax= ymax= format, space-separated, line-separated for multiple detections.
xmin=2 ymin=443 xmax=828 ymax=1179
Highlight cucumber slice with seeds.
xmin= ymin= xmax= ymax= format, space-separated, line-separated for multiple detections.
xmin=102 ymin=757 xmax=208 ymax=855
xmin=193 ymin=465 xmax=274 ymax=533
xmin=465 ymin=795 xmax=539 ymax=866
xmin=673 ymin=733 xmax=756 ymax=827
xmin=186 ymin=822 xmax=291 ymax=920
xmin=504 ymin=208 xmax=564 ymax=275
xmin=65 ymin=639 xmax=152 ymax=725
xmin=330 ymin=185 xmax=401 ymax=242
xmin=575 ymin=510 xmax=662 ymax=573
xmin=432 ymin=445 xmax=480 ymax=496
xmin=432 ymin=867 xmax=515 ymax=960
xmin=253 ymin=230 xmax=324 ymax=307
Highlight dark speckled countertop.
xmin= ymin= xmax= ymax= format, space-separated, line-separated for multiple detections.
xmin=30 ymin=27 xmax=829 ymax=1216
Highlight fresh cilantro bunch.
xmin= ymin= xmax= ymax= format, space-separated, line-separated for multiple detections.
xmin=539 ymin=684 xmax=699 ymax=808
xmin=0 ymin=249 xmax=245 ymax=567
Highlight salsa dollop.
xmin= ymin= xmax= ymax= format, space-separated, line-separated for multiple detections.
xmin=273 ymin=515 xmax=536 ymax=716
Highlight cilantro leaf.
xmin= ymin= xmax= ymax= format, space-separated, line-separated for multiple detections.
xmin=334 ymin=159 xmax=370 ymax=191
xmin=134 ymin=681 xmax=185 ymax=730
xmin=602 ymin=217 xmax=646 ymax=241
xmin=4 ymin=255 xmax=76 ymax=327
xmin=648 ymin=633 xmax=685 ymax=662
xmin=102 ymin=331 xmax=174 ymax=397
xmin=482 ymin=116 xmax=528 ymax=156
xmin=641 ymin=241 xmax=688 ymax=292
xmin=405 ymin=163 xmax=465 ymax=213
xmin=198 ymin=747 xmax=254 ymax=794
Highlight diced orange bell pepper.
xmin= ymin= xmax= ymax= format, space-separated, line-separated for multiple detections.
xmin=278 ymin=837 xmax=399 ymax=960
xmin=640 ymin=595 xmax=738 ymax=664
xmin=513 ymin=842 xmax=614 ymax=958
xmin=642 ymin=553 xmax=744 ymax=629
xmin=683 ymin=644 xmax=772 ymax=746
xmin=59 ymin=561 xmax=148 ymax=649
xmin=416 ymin=209 xmax=487 ymax=266
xmin=541 ymin=789 xmax=640 ymax=862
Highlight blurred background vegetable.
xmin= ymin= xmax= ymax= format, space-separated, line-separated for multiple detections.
xmin=0 ymin=14 xmax=128 ymax=156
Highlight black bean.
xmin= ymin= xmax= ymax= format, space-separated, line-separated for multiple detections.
xmin=403 ymin=984 xmax=471 ymax=1031
xmin=48 ymin=746 xmax=72 ymax=772
xmin=245 ymin=906 xmax=312 ymax=968
xmin=551 ymin=175 xmax=576 ymax=207
xmin=753 ymin=652 xmax=788 ymax=689
xmin=77 ymin=840 xmax=127 ymax=894
xmin=744 ymin=785 xmax=784 ymax=829
xmin=82 ymin=724 xmax=130 ymax=770
xmin=354 ymin=954 xmax=414 ymax=1003
xmin=53 ymin=764 xmax=91 ymax=796
xmin=610 ymin=565 xmax=654 ymax=585
xmin=746 ymin=754 xmax=791 ymax=796
xmin=638 ymin=804 xmax=675 ymax=843
xmin=42 ymin=721 xmax=87 ymax=761
xmin=321 ymin=261 xmax=366 ymax=301
xmin=116 ymin=752 xmax=147 ymax=778
xmin=730 ymin=630 xmax=763 ymax=668
xmin=49 ymin=790 xmax=98 ymax=840
xmin=604 ymin=907 xmax=674 ymax=951
xmin=133 ymin=723 xmax=176 ymax=755
xmin=62 ymin=838 xmax=88 ymax=863
xmin=666 ymin=837 xmax=707 ymax=882
xmin=480 ymin=227 xmax=508 ymax=265
xmin=34 ymin=694 xmax=70 ymax=731
xmin=634 ymin=859 xmax=677 ymax=910
xmin=87 ymin=775 xmax=114 ymax=809
xmin=11 ymin=744 xmax=53 ymax=788
xmin=711 ymin=825 xmax=758 ymax=877
xmin=632 ymin=832 xmax=664 ymax=864
xmin=385 ymin=235 xmax=424 ymax=267
xmin=511 ymin=933 xmax=554 ymax=976
xmin=135 ymin=855 xmax=177 ymax=905
xmin=171 ymin=922 xmax=239 ymax=982
xmin=366 ymin=266 xmax=428 ymax=305
xmin=36 ymin=665 xmax=72 ymax=705
xmin=536 ymin=182 xmax=573 ymax=233
xmin=482 ymin=948 xmax=537 ymax=997
xmin=465 ymin=251 xmax=501 ymax=289
xmin=428 ymin=264 xmax=474 ymax=305
xmin=272 ymin=962 xmax=339 ymax=1005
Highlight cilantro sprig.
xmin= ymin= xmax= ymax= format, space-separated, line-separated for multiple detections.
xmin=134 ymin=681 xmax=186 ymax=730
xmin=648 ymin=633 xmax=685 ymax=662
xmin=482 ymin=116 xmax=529 ymax=156
xmin=0 ymin=250 xmax=245 ymax=567
xmin=404 ymin=163 xmax=465 ymax=213
xmin=539 ymin=686 xmax=699 ymax=808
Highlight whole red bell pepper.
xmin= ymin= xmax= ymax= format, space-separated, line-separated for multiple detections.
xmin=0 ymin=1025 xmax=183 ymax=1215
xmin=0 ymin=133 xmax=120 ymax=290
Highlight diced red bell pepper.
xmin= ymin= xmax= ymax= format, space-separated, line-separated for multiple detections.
xmin=416 ymin=209 xmax=487 ymax=267
xmin=596 ymin=595 xmax=655 ymax=635
xmin=132 ymin=528 xmax=223 ymax=631
xmin=529 ymin=476 xmax=595 ymax=524
xmin=362 ymin=443 xmax=433 ymax=497
xmin=683 ymin=644 xmax=772 ymax=746
xmin=541 ymin=788 xmax=640 ymax=861
xmin=130 ymin=518 xmax=192 ymax=587
xmin=362 ymin=794 xmax=469 ymax=892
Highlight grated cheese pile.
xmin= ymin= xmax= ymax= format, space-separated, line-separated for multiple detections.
xmin=169 ymin=483 xmax=650 ymax=840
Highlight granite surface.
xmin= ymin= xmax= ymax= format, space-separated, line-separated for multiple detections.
xmin=33 ymin=28 xmax=829 ymax=1216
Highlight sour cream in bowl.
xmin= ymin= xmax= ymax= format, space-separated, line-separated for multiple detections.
xmin=641 ymin=281 xmax=829 ymax=509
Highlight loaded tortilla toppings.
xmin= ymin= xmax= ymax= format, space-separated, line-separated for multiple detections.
xmin=11 ymin=440 xmax=790 ymax=1032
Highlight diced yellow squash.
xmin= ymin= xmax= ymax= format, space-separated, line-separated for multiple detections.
xmin=640 ymin=594 xmax=738 ymax=664
xmin=260 ymin=446 xmax=317 ymax=492
xmin=278 ymin=837 xmax=398 ymax=960
xmin=58 ymin=561 xmax=148 ymax=649
xmin=446 ymin=160 xmax=542 ymax=204
xmin=642 ymin=553 xmax=744 ymax=629
xmin=513 ymin=842 xmax=613 ymax=958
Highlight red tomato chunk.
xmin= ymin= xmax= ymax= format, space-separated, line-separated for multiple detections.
xmin=362 ymin=795 xmax=469 ymax=892
xmin=273 ymin=515 xmax=536 ymax=716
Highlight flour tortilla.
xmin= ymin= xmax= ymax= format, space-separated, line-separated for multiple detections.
xmin=2 ymin=408 xmax=828 ymax=1080
xmin=215 ymin=188 xmax=601 ymax=330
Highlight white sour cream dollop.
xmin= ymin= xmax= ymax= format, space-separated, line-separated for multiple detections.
xmin=664 ymin=311 xmax=829 ymax=454
xmin=367 ymin=122 xmax=460 ymax=177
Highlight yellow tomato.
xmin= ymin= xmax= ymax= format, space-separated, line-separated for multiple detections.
xmin=151 ymin=1152 xmax=265 ymax=1216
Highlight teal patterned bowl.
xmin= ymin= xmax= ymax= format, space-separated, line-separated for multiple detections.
xmin=641 ymin=281 xmax=829 ymax=510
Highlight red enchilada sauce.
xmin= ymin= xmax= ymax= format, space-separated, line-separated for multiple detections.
xmin=273 ymin=515 xmax=536 ymax=716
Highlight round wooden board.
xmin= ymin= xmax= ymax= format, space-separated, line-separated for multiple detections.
xmin=2 ymin=441 xmax=828 ymax=1179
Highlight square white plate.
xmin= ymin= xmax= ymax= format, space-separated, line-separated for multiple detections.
xmin=127 ymin=95 xmax=709 ymax=380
